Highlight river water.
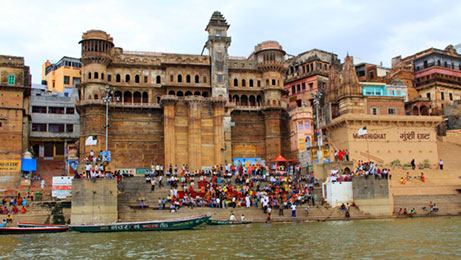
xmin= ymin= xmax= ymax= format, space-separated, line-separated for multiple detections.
xmin=0 ymin=216 xmax=460 ymax=259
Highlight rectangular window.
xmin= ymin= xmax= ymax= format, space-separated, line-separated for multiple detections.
xmin=217 ymin=52 xmax=222 ymax=61
xmin=298 ymin=122 xmax=303 ymax=130
xmin=72 ymin=77 xmax=81 ymax=85
xmin=297 ymin=84 xmax=301 ymax=92
xmin=216 ymin=30 xmax=222 ymax=36
xmin=8 ymin=74 xmax=15 ymax=85
xmin=291 ymin=86 xmax=296 ymax=95
xmin=48 ymin=107 xmax=65 ymax=114
xmin=217 ymin=75 xmax=223 ymax=83
xmin=66 ymin=107 xmax=75 ymax=114
xmin=107 ymin=75 xmax=112 ymax=82
xmin=32 ymin=123 xmax=47 ymax=132
xmin=304 ymin=121 xmax=309 ymax=129
xmin=426 ymin=93 xmax=431 ymax=100
xmin=302 ymin=83 xmax=306 ymax=90
xmin=449 ymin=93 xmax=453 ymax=101
xmin=371 ymin=107 xmax=378 ymax=115
xmin=308 ymin=83 xmax=313 ymax=90
xmin=387 ymin=108 xmax=397 ymax=115
xmin=64 ymin=76 xmax=70 ymax=85
xmin=369 ymin=71 xmax=374 ymax=79
xmin=66 ymin=124 xmax=74 ymax=133
xmin=257 ymin=80 xmax=261 ymax=87
xmin=441 ymin=92 xmax=445 ymax=101
xmin=32 ymin=106 xmax=47 ymax=113
xmin=48 ymin=124 xmax=65 ymax=133
xmin=144 ymin=76 xmax=148 ymax=83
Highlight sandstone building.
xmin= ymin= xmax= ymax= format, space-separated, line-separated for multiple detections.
xmin=42 ymin=57 xmax=82 ymax=93
xmin=77 ymin=12 xmax=290 ymax=171
xmin=0 ymin=55 xmax=31 ymax=187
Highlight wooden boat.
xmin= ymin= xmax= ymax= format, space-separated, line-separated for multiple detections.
xmin=0 ymin=226 xmax=69 ymax=235
xmin=17 ymin=222 xmax=68 ymax=228
xmin=206 ymin=219 xmax=252 ymax=225
xmin=70 ymin=214 xmax=211 ymax=232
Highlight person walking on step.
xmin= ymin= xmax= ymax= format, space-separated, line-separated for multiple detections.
xmin=411 ymin=159 xmax=416 ymax=170
xmin=439 ymin=159 xmax=444 ymax=170
xmin=151 ymin=178 xmax=156 ymax=192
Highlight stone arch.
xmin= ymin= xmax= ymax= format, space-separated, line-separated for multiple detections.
xmin=133 ymin=91 xmax=141 ymax=103
xmin=194 ymin=91 xmax=201 ymax=96
xmin=234 ymin=78 xmax=238 ymax=87
xmin=177 ymin=74 xmax=182 ymax=83
xmin=156 ymin=96 xmax=161 ymax=103
xmin=186 ymin=75 xmax=191 ymax=83
xmin=233 ymin=95 xmax=239 ymax=104
xmin=202 ymin=92 xmax=208 ymax=97
xmin=125 ymin=74 xmax=130 ymax=83
xmin=257 ymin=95 xmax=263 ymax=106
xmin=272 ymin=100 xmax=277 ymax=105
xmin=116 ymin=74 xmax=121 ymax=82
xmin=195 ymin=75 xmax=200 ymax=83
xmin=177 ymin=91 xmax=184 ymax=97
xmin=88 ymin=72 xmax=91 ymax=79
xmin=114 ymin=91 xmax=122 ymax=102
xmin=156 ymin=75 xmax=161 ymax=84
xmin=249 ymin=79 xmax=254 ymax=87
xmin=241 ymin=95 xmax=248 ymax=106
xmin=266 ymin=79 xmax=269 ymax=86
xmin=272 ymin=79 xmax=276 ymax=85
xmin=249 ymin=95 xmax=256 ymax=106
xmin=94 ymin=94 xmax=99 ymax=100
xmin=101 ymin=73 xmax=104 ymax=80
xmin=185 ymin=91 xmax=192 ymax=96
xmin=135 ymin=75 xmax=140 ymax=83
xmin=412 ymin=106 xmax=419 ymax=115
xmin=242 ymin=79 xmax=246 ymax=87
xmin=124 ymin=91 xmax=132 ymax=103
xmin=142 ymin=92 xmax=148 ymax=103
xmin=420 ymin=105 xmax=429 ymax=115
xmin=168 ymin=90 xmax=175 ymax=95
xmin=94 ymin=72 xmax=99 ymax=79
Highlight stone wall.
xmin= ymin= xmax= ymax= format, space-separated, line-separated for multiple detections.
xmin=352 ymin=177 xmax=391 ymax=216
xmin=71 ymin=178 xmax=117 ymax=225
xmin=313 ymin=161 xmax=354 ymax=181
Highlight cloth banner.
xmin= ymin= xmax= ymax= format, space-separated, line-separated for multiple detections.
xmin=21 ymin=159 xmax=36 ymax=172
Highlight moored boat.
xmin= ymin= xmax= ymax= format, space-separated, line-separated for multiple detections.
xmin=17 ymin=222 xmax=68 ymax=228
xmin=206 ymin=219 xmax=252 ymax=225
xmin=69 ymin=214 xmax=211 ymax=232
xmin=0 ymin=226 xmax=69 ymax=235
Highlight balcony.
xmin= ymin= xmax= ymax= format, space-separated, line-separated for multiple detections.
xmin=76 ymin=99 xmax=161 ymax=109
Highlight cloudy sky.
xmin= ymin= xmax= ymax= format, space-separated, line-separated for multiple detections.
xmin=1 ymin=0 xmax=460 ymax=84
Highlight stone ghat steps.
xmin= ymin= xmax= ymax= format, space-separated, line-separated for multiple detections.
xmin=437 ymin=141 xmax=460 ymax=170
xmin=393 ymin=194 xmax=461 ymax=215
xmin=118 ymin=205 xmax=365 ymax=222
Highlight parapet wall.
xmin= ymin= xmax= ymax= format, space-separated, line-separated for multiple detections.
xmin=71 ymin=179 xmax=117 ymax=225
xmin=352 ymin=177 xmax=391 ymax=216
xmin=314 ymin=161 xmax=355 ymax=181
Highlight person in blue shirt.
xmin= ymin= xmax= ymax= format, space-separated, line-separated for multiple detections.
xmin=0 ymin=219 xmax=7 ymax=227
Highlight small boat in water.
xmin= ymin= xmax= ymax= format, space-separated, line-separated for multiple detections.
xmin=70 ymin=214 xmax=211 ymax=232
xmin=0 ymin=226 xmax=69 ymax=235
xmin=206 ymin=219 xmax=252 ymax=225
xmin=17 ymin=222 xmax=68 ymax=228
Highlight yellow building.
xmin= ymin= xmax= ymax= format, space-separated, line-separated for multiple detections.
xmin=42 ymin=56 xmax=81 ymax=92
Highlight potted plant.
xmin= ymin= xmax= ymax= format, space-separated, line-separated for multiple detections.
xmin=403 ymin=163 xmax=410 ymax=170
xmin=418 ymin=163 xmax=425 ymax=170
xmin=423 ymin=159 xmax=430 ymax=168
xmin=391 ymin=159 xmax=401 ymax=167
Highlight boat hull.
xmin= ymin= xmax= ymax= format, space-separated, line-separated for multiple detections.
xmin=17 ymin=222 xmax=68 ymax=228
xmin=70 ymin=214 xmax=211 ymax=232
xmin=0 ymin=227 xmax=69 ymax=235
xmin=206 ymin=220 xmax=252 ymax=225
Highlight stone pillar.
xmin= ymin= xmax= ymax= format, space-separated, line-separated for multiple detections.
xmin=186 ymin=97 xmax=202 ymax=171
xmin=263 ymin=108 xmax=283 ymax=160
xmin=161 ymin=97 xmax=177 ymax=168
xmin=213 ymin=99 xmax=226 ymax=166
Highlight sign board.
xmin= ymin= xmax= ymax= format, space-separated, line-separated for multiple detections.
xmin=52 ymin=176 xmax=73 ymax=199
xmin=233 ymin=158 xmax=263 ymax=167
xmin=0 ymin=160 xmax=21 ymax=172
xmin=118 ymin=168 xmax=136 ymax=176
xmin=135 ymin=168 xmax=150 ymax=175
xmin=103 ymin=151 xmax=111 ymax=162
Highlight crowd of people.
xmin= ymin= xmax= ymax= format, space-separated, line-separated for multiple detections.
xmin=0 ymin=193 xmax=29 ymax=226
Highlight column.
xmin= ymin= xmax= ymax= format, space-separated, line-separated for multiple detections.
xmin=213 ymin=100 xmax=225 ymax=166
xmin=187 ymin=98 xmax=202 ymax=170
xmin=263 ymin=108 xmax=282 ymax=160
xmin=162 ymin=97 xmax=177 ymax=168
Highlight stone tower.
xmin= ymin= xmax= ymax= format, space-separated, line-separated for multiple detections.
xmin=78 ymin=30 xmax=114 ymax=154
xmin=337 ymin=54 xmax=364 ymax=114
xmin=205 ymin=11 xmax=231 ymax=98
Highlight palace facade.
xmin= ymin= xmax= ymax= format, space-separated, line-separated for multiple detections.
xmin=77 ymin=12 xmax=290 ymax=171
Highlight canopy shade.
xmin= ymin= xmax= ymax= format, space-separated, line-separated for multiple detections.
xmin=21 ymin=158 xmax=37 ymax=172
xmin=268 ymin=153 xmax=297 ymax=162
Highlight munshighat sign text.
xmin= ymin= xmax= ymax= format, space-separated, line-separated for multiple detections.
xmin=352 ymin=131 xmax=431 ymax=141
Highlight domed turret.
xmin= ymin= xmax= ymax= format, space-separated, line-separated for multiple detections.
xmin=79 ymin=30 xmax=114 ymax=65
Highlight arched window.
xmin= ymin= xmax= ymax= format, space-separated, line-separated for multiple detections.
xmin=257 ymin=95 xmax=263 ymax=106
xmin=142 ymin=92 xmax=148 ymax=103
xmin=88 ymin=72 xmax=91 ymax=79
xmin=234 ymin=78 xmax=238 ymax=87
xmin=156 ymin=75 xmax=161 ymax=84
xmin=114 ymin=91 xmax=122 ymax=103
xmin=101 ymin=73 xmax=104 ymax=80
xmin=249 ymin=79 xmax=254 ymax=87
xmin=272 ymin=79 xmax=276 ymax=85
xmin=94 ymin=94 xmax=98 ymax=100
xmin=194 ymin=91 xmax=201 ymax=96
xmin=177 ymin=74 xmax=182 ymax=83
xmin=233 ymin=95 xmax=239 ymax=104
xmin=168 ymin=90 xmax=175 ymax=95
xmin=241 ymin=95 xmax=248 ymax=106
xmin=249 ymin=96 xmax=256 ymax=106
xmin=177 ymin=91 xmax=184 ymax=97
xmin=266 ymin=79 xmax=269 ymax=86
xmin=195 ymin=75 xmax=199 ymax=83
xmin=203 ymin=76 xmax=207 ymax=83
xmin=242 ymin=79 xmax=246 ymax=87
xmin=116 ymin=74 xmax=121 ymax=82
xmin=186 ymin=75 xmax=191 ymax=83
xmin=156 ymin=96 xmax=161 ymax=103
xmin=94 ymin=72 xmax=99 ymax=79
xmin=133 ymin=92 xmax=141 ymax=103
xmin=135 ymin=75 xmax=140 ymax=83
xmin=123 ymin=91 xmax=132 ymax=103
xmin=257 ymin=80 xmax=261 ymax=87
xmin=125 ymin=74 xmax=130 ymax=83
xmin=185 ymin=91 xmax=192 ymax=96
xmin=202 ymin=92 xmax=208 ymax=97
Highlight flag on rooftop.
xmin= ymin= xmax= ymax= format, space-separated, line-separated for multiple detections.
xmin=357 ymin=126 xmax=367 ymax=136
